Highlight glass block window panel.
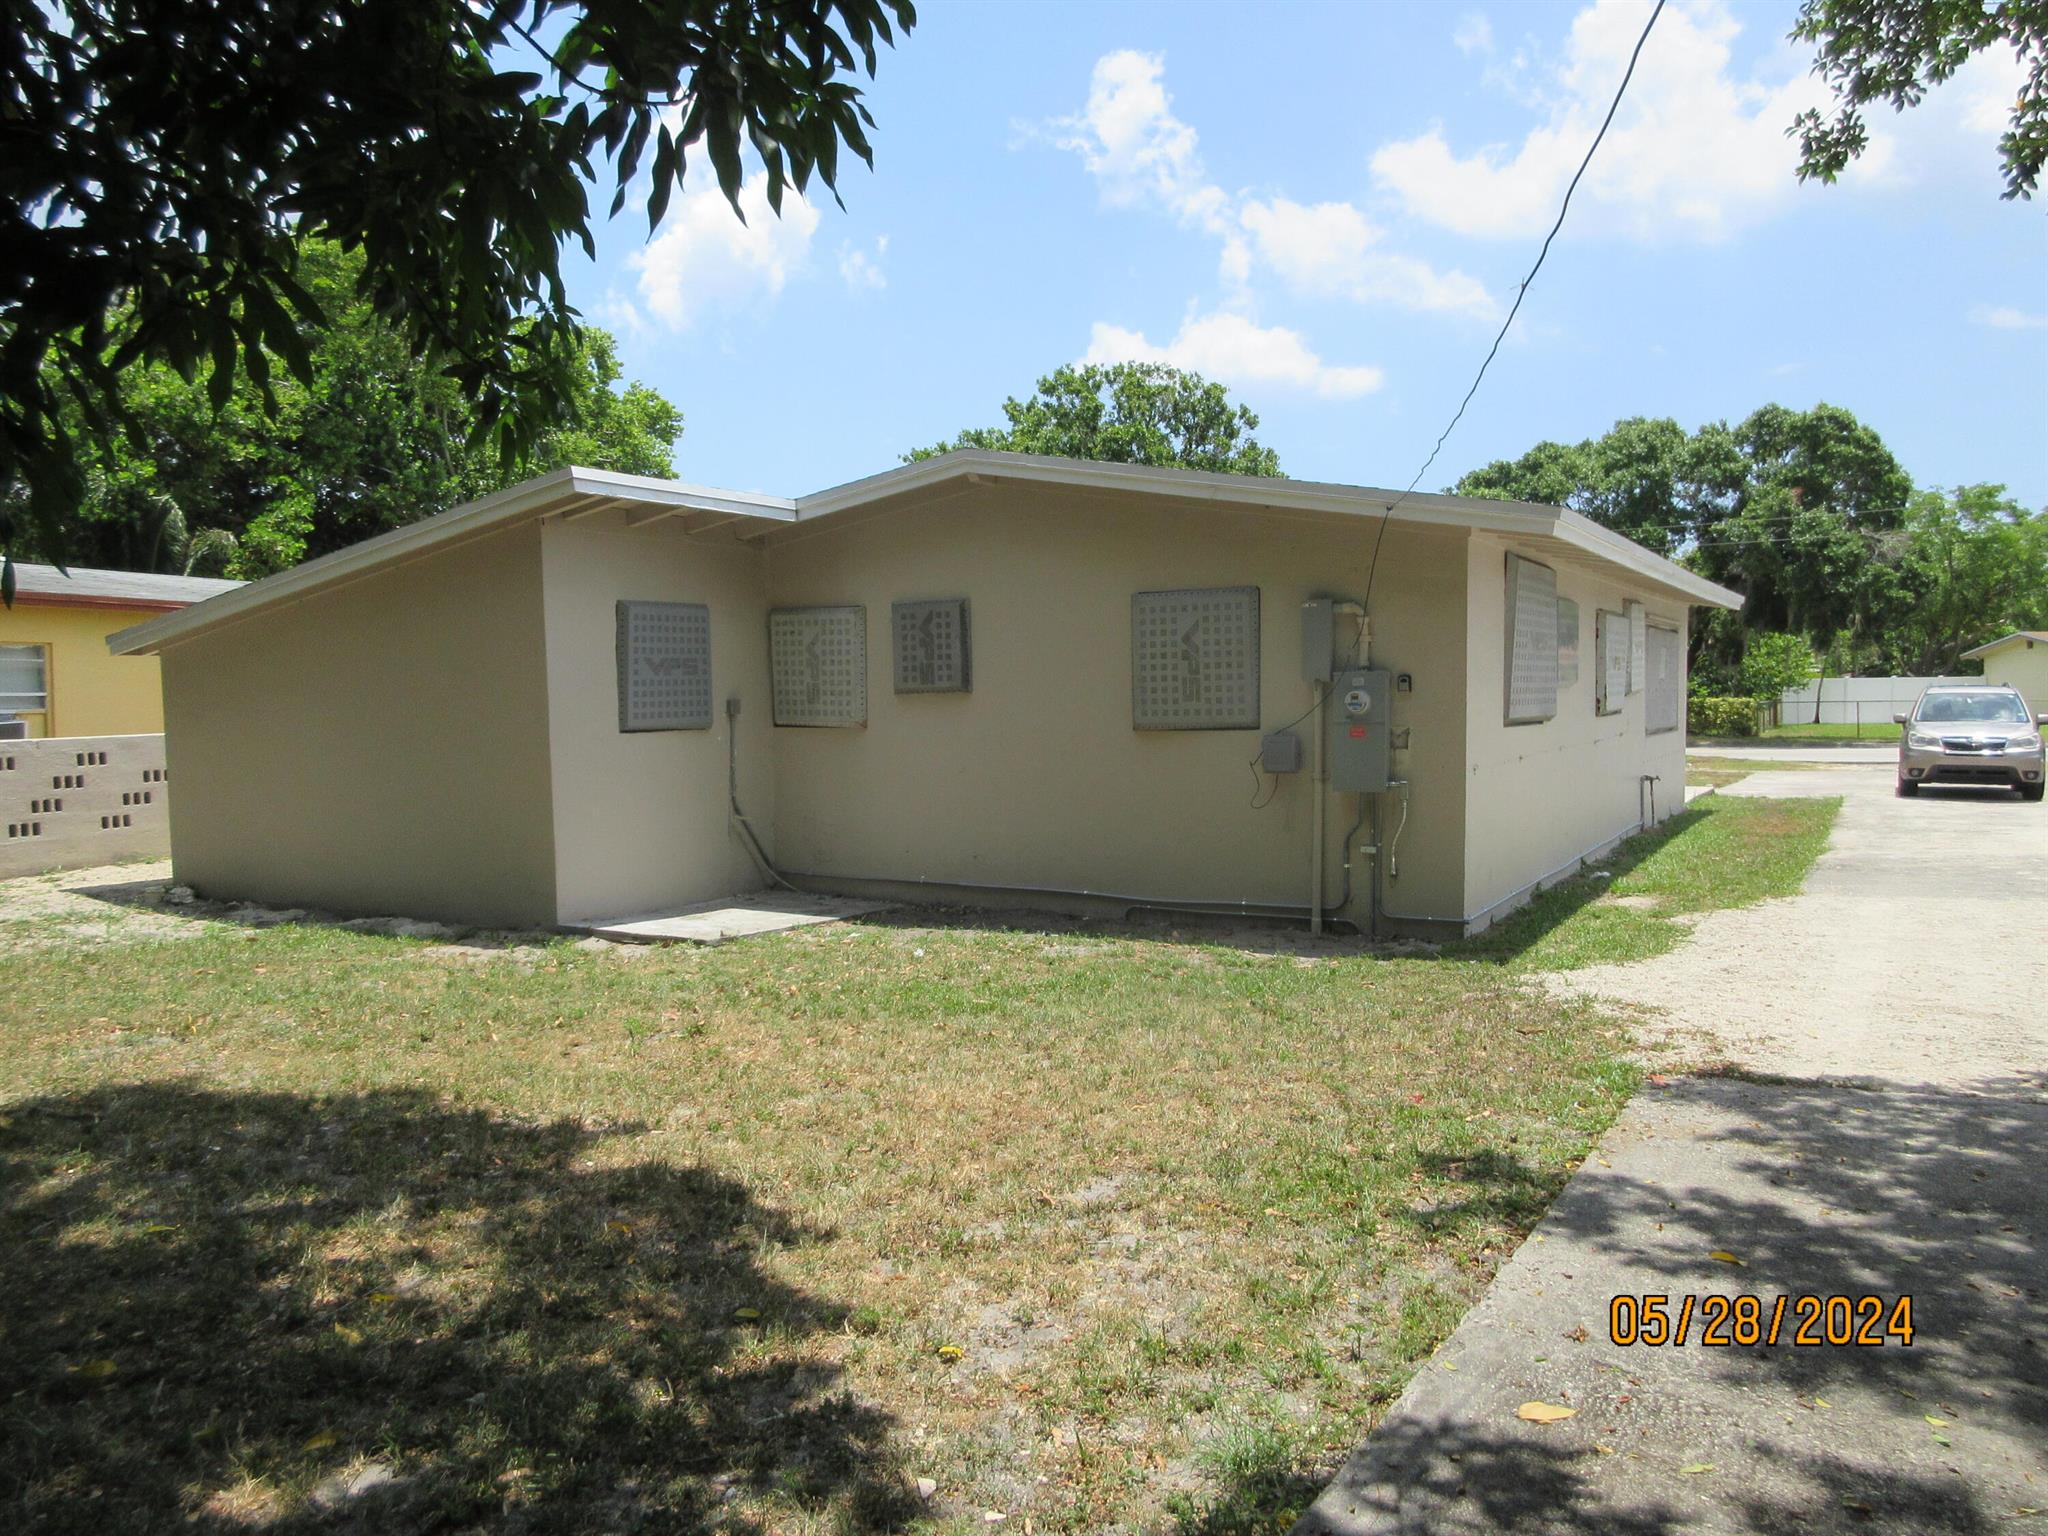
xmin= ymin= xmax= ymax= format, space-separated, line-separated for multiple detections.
xmin=1556 ymin=598 xmax=1581 ymax=689
xmin=770 ymin=606 xmax=867 ymax=726
xmin=616 ymin=602 xmax=712 ymax=731
xmin=892 ymin=598 xmax=971 ymax=693
xmin=1131 ymin=587 xmax=1260 ymax=730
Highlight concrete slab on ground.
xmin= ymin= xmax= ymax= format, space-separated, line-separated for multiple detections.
xmin=1299 ymin=757 xmax=2048 ymax=1536
xmin=574 ymin=891 xmax=891 ymax=945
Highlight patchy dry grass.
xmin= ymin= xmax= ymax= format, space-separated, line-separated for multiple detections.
xmin=0 ymin=798 xmax=1833 ymax=1534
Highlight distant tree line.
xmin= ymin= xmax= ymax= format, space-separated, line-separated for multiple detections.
xmin=1454 ymin=404 xmax=2047 ymax=684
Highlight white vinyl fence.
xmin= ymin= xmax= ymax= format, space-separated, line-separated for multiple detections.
xmin=1779 ymin=676 xmax=1973 ymax=729
xmin=1 ymin=733 xmax=170 ymax=878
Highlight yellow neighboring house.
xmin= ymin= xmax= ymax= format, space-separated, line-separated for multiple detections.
xmin=1962 ymin=630 xmax=2048 ymax=709
xmin=1 ymin=564 xmax=241 ymax=738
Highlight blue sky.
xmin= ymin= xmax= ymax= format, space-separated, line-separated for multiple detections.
xmin=562 ymin=0 xmax=2047 ymax=506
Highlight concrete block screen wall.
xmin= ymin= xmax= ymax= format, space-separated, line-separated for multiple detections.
xmin=111 ymin=456 xmax=1740 ymax=936
xmin=0 ymin=733 xmax=170 ymax=878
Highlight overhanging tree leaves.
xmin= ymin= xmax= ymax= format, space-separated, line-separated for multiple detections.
xmin=1 ymin=0 xmax=914 ymax=587
xmin=42 ymin=241 xmax=684 ymax=580
xmin=907 ymin=364 xmax=1285 ymax=477
xmin=1790 ymin=0 xmax=2048 ymax=198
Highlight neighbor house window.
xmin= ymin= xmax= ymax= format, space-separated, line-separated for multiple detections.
xmin=0 ymin=643 xmax=50 ymax=730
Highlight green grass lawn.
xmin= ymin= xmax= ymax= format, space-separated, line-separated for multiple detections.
xmin=0 ymin=793 xmax=1837 ymax=1535
xmin=1760 ymin=720 xmax=1901 ymax=742
xmin=1693 ymin=720 xmax=1902 ymax=745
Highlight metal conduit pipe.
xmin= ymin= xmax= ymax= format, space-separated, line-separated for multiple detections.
xmin=771 ymin=869 xmax=1328 ymax=924
xmin=1377 ymin=815 xmax=1657 ymax=930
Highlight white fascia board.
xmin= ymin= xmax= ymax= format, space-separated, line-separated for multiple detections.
xmin=1550 ymin=509 xmax=1744 ymax=610
xmin=789 ymin=450 xmax=1735 ymax=605
xmin=107 ymin=466 xmax=792 ymax=656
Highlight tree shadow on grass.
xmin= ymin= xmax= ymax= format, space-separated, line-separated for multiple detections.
xmin=0 ymin=1085 xmax=914 ymax=1534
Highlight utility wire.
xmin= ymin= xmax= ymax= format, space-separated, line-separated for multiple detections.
xmin=1362 ymin=0 xmax=1667 ymax=612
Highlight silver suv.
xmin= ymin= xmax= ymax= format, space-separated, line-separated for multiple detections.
xmin=1895 ymin=687 xmax=2046 ymax=801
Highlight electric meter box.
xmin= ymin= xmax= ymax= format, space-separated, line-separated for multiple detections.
xmin=1329 ymin=667 xmax=1393 ymax=792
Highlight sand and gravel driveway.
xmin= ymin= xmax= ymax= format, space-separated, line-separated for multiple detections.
xmin=1300 ymin=764 xmax=2048 ymax=1536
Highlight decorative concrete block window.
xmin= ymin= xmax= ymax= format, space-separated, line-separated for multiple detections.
xmin=1131 ymin=587 xmax=1260 ymax=730
xmin=769 ymin=606 xmax=867 ymax=726
xmin=892 ymin=599 xmax=970 ymax=694
xmin=615 ymin=602 xmax=712 ymax=731
xmin=0 ymin=642 xmax=49 ymax=735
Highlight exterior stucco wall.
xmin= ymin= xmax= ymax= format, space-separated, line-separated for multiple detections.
xmin=1978 ymin=640 xmax=2048 ymax=712
xmin=761 ymin=481 xmax=1471 ymax=923
xmin=540 ymin=517 xmax=775 ymax=924
xmin=158 ymin=524 xmax=557 ymax=925
xmin=2 ymin=601 xmax=171 ymax=738
xmin=1460 ymin=533 xmax=1691 ymax=929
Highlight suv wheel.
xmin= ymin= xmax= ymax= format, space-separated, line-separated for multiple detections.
xmin=1896 ymin=777 xmax=1919 ymax=798
xmin=2022 ymin=782 xmax=2045 ymax=803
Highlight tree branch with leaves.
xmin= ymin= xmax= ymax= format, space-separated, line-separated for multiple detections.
xmin=1 ymin=0 xmax=914 ymax=597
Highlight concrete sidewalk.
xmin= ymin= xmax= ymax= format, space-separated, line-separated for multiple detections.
xmin=1298 ymin=770 xmax=2048 ymax=1535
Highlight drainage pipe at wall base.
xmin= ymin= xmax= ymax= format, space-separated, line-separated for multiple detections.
xmin=771 ymin=869 xmax=1324 ymax=925
xmin=1375 ymin=814 xmax=1657 ymax=933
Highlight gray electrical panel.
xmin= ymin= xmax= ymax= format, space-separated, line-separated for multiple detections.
xmin=1301 ymin=598 xmax=1335 ymax=683
xmin=1260 ymin=729 xmax=1303 ymax=774
xmin=1329 ymin=667 xmax=1393 ymax=792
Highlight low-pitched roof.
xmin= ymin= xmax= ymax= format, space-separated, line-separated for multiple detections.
xmin=108 ymin=452 xmax=1742 ymax=656
xmin=12 ymin=562 xmax=242 ymax=610
xmin=1961 ymin=630 xmax=2048 ymax=660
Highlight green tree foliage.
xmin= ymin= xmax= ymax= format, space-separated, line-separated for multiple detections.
xmin=908 ymin=364 xmax=1284 ymax=477
xmin=1455 ymin=405 xmax=2046 ymax=679
xmin=2 ymin=0 xmax=913 ymax=588
xmin=1454 ymin=416 xmax=1704 ymax=555
xmin=1736 ymin=631 xmax=1818 ymax=702
xmin=34 ymin=242 xmax=682 ymax=579
xmin=1790 ymin=0 xmax=2047 ymax=199
xmin=1887 ymin=483 xmax=2048 ymax=672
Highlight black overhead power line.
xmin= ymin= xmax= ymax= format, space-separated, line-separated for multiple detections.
xmin=1362 ymin=0 xmax=1668 ymax=612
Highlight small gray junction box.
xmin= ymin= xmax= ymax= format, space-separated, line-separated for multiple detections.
xmin=1329 ymin=668 xmax=1393 ymax=792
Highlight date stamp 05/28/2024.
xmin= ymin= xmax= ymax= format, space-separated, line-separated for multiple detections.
xmin=1607 ymin=1293 xmax=1915 ymax=1348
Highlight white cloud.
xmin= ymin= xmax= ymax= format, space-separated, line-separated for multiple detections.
xmin=1056 ymin=51 xmax=1491 ymax=316
xmin=1454 ymin=13 xmax=1494 ymax=55
xmin=1239 ymin=198 xmax=1498 ymax=317
xmin=630 ymin=170 xmax=821 ymax=329
xmin=839 ymin=235 xmax=889 ymax=292
xmin=1083 ymin=313 xmax=1384 ymax=399
xmin=1972 ymin=304 xmax=2048 ymax=331
xmin=1055 ymin=49 xmax=1230 ymax=233
xmin=1372 ymin=0 xmax=1835 ymax=242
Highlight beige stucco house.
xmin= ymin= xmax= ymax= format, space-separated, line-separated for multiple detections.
xmin=1962 ymin=631 xmax=2048 ymax=708
xmin=109 ymin=452 xmax=1739 ymax=937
